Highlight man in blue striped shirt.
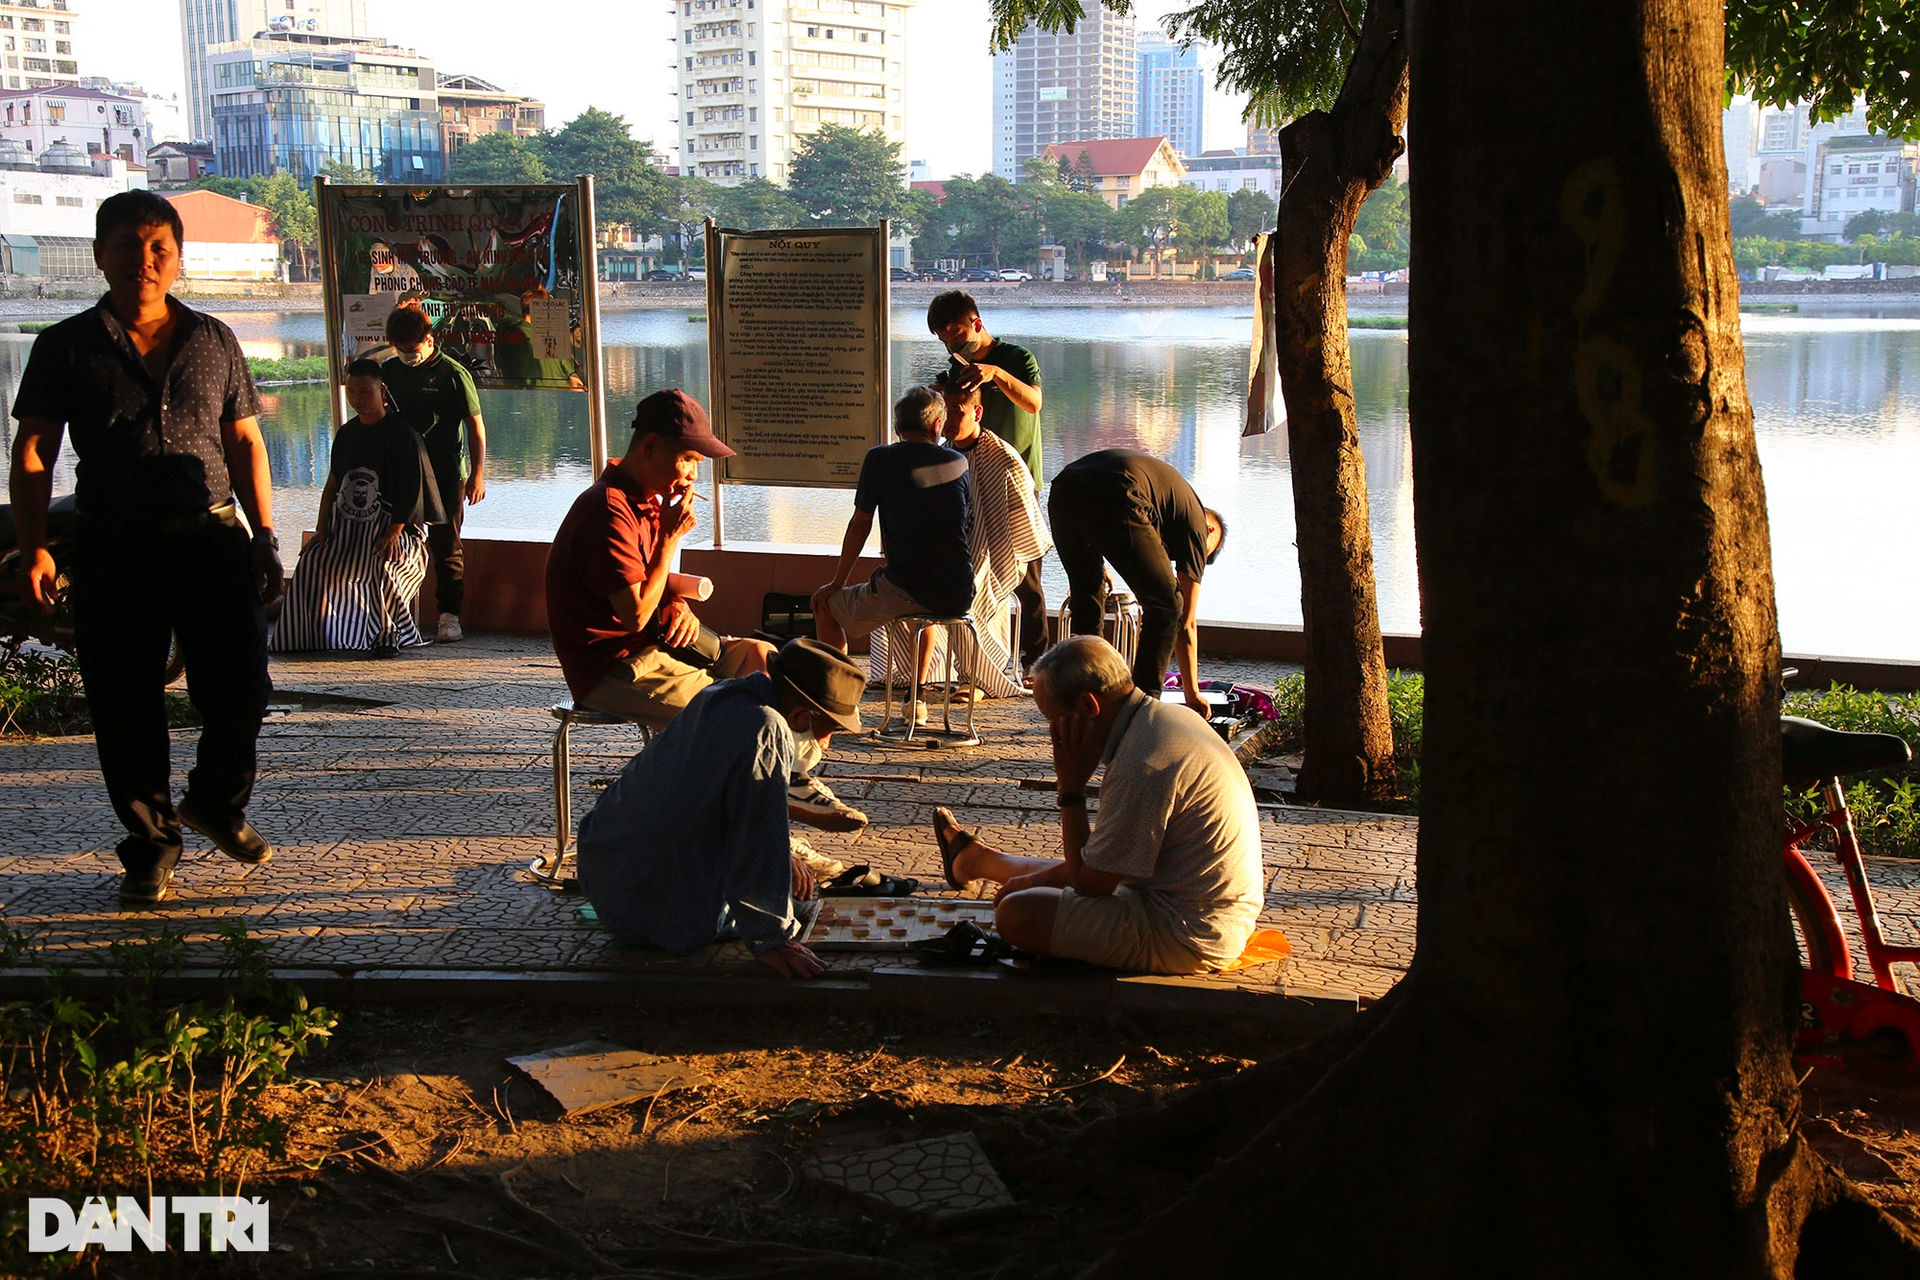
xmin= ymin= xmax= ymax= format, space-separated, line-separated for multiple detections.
xmin=575 ymin=639 xmax=864 ymax=979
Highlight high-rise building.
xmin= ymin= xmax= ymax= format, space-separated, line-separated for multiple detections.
xmin=1721 ymin=95 xmax=1760 ymax=194
xmin=1246 ymin=122 xmax=1281 ymax=154
xmin=0 ymin=1 xmax=81 ymax=94
xmin=673 ymin=0 xmax=916 ymax=187
xmin=1135 ymin=29 xmax=1202 ymax=159
xmin=993 ymin=4 xmax=1136 ymax=182
xmin=207 ymin=28 xmax=440 ymax=182
xmin=179 ymin=0 xmax=376 ymax=142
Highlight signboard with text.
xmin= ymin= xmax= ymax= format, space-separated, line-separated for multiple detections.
xmin=706 ymin=224 xmax=890 ymax=488
xmin=318 ymin=183 xmax=590 ymax=392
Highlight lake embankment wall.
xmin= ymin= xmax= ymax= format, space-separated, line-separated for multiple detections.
xmin=0 ymin=276 xmax=1913 ymax=316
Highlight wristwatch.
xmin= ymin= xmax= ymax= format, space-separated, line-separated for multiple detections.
xmin=1057 ymin=791 xmax=1087 ymax=808
xmin=252 ymin=528 xmax=280 ymax=552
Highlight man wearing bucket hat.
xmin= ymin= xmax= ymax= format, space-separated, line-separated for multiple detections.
xmin=546 ymin=388 xmax=868 ymax=832
xmin=575 ymin=638 xmax=865 ymax=978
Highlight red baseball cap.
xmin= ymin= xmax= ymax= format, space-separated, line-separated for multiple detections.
xmin=631 ymin=389 xmax=735 ymax=458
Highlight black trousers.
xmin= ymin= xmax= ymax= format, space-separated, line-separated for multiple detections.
xmin=1046 ymin=477 xmax=1180 ymax=697
xmin=427 ymin=466 xmax=465 ymax=617
xmin=71 ymin=518 xmax=271 ymax=877
xmin=1014 ymin=559 xmax=1048 ymax=667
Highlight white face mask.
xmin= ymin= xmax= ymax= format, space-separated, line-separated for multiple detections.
xmin=395 ymin=346 xmax=431 ymax=367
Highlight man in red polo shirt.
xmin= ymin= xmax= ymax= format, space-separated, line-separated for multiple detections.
xmin=545 ymin=389 xmax=868 ymax=832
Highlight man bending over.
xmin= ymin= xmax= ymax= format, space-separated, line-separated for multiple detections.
xmin=932 ymin=635 xmax=1264 ymax=973
xmin=578 ymin=639 xmax=864 ymax=979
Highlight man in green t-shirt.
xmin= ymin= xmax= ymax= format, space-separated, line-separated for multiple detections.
xmin=382 ymin=304 xmax=487 ymax=643
xmin=927 ymin=289 xmax=1048 ymax=668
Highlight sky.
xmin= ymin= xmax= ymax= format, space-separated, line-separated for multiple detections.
xmin=83 ymin=0 xmax=1249 ymax=177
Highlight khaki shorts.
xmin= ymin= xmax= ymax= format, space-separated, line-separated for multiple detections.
xmin=1049 ymin=886 xmax=1211 ymax=975
xmin=826 ymin=571 xmax=930 ymax=642
xmin=580 ymin=641 xmax=762 ymax=729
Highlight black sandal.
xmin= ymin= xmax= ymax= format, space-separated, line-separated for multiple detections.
xmin=819 ymin=865 xmax=922 ymax=897
xmin=908 ymin=919 xmax=1018 ymax=966
xmin=932 ymin=808 xmax=976 ymax=891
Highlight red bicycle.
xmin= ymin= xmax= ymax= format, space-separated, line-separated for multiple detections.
xmin=1782 ymin=714 xmax=1920 ymax=1075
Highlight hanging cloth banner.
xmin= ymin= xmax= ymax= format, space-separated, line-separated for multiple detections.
xmin=320 ymin=183 xmax=592 ymax=392
xmin=1243 ymin=231 xmax=1285 ymax=437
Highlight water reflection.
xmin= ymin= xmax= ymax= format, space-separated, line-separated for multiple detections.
xmin=2 ymin=306 xmax=1914 ymax=659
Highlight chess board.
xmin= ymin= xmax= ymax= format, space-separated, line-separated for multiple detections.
xmin=806 ymin=897 xmax=997 ymax=950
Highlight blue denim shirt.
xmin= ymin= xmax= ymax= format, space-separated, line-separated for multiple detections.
xmin=576 ymin=673 xmax=801 ymax=954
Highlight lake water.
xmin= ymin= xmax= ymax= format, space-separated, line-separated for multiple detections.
xmin=4 ymin=304 xmax=1916 ymax=660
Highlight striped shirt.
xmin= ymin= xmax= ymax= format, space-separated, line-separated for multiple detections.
xmin=575 ymin=674 xmax=803 ymax=954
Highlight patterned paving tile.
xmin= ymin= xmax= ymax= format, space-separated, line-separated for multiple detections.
xmin=1279 ymin=957 xmax=1403 ymax=1001
xmin=1326 ymin=927 xmax=1416 ymax=968
xmin=1 ymin=634 xmax=1425 ymax=1004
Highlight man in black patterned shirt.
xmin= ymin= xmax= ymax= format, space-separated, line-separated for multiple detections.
xmin=8 ymin=190 xmax=282 ymax=903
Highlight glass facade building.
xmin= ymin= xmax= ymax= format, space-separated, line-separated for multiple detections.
xmin=179 ymin=0 xmax=377 ymax=142
xmin=208 ymin=30 xmax=441 ymax=182
xmin=1136 ymin=30 xmax=1203 ymax=160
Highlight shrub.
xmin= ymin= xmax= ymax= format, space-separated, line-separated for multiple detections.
xmin=0 ymin=640 xmax=196 ymax=738
xmin=0 ymin=922 xmax=336 ymax=1269
xmin=1783 ymin=683 xmax=1920 ymax=859
xmin=1271 ymin=675 xmax=1920 ymax=856
xmin=245 ymin=354 xmax=331 ymax=384
xmin=0 ymin=640 xmax=84 ymax=736
xmin=1270 ymin=669 xmax=1425 ymax=808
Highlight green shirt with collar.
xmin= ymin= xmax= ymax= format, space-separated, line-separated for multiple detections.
xmin=948 ymin=337 xmax=1041 ymax=482
xmin=382 ymin=350 xmax=481 ymax=482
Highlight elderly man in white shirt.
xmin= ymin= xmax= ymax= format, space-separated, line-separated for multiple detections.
xmin=931 ymin=635 xmax=1264 ymax=972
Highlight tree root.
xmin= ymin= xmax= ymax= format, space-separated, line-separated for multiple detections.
xmin=1043 ymin=976 xmax=1920 ymax=1279
xmin=1792 ymin=1152 xmax=1920 ymax=1276
xmin=991 ymin=983 xmax=1402 ymax=1185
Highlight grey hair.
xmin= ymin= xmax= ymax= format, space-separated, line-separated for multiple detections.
xmin=1032 ymin=635 xmax=1135 ymax=703
xmin=893 ymin=385 xmax=944 ymax=437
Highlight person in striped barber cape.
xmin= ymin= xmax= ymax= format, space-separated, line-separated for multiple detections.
xmin=271 ymin=359 xmax=446 ymax=658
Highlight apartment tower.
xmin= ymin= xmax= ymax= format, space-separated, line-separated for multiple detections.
xmin=993 ymin=3 xmax=1136 ymax=182
xmin=674 ymin=0 xmax=915 ymax=187
xmin=0 ymin=0 xmax=80 ymax=93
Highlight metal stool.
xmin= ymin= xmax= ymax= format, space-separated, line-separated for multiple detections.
xmin=876 ymin=613 xmax=983 ymax=747
xmin=1058 ymin=592 xmax=1144 ymax=668
xmin=530 ymin=699 xmax=651 ymax=887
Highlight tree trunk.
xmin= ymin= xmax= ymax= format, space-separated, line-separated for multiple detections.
xmin=1275 ymin=0 xmax=1405 ymax=806
xmin=1065 ymin=0 xmax=1920 ymax=1271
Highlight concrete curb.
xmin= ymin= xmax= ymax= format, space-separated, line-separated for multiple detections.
xmin=0 ymin=964 xmax=1364 ymax=1030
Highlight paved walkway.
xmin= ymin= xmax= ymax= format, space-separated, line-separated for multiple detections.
xmin=5 ymin=635 xmax=1410 ymax=1010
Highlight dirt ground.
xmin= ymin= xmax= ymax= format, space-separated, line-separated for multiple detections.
xmin=56 ymin=999 xmax=1290 ymax=1278
xmin=48 ymin=998 xmax=1920 ymax=1278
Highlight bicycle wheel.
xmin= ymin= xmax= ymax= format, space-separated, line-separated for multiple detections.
xmin=163 ymin=630 xmax=186 ymax=686
xmin=1786 ymin=857 xmax=1843 ymax=979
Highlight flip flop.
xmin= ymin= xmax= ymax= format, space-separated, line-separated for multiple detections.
xmin=908 ymin=919 xmax=1018 ymax=966
xmin=819 ymin=865 xmax=922 ymax=897
xmin=932 ymin=808 xmax=977 ymax=891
